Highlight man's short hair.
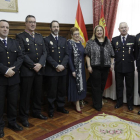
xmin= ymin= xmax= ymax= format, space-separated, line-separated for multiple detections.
xmin=0 ymin=20 xmax=9 ymax=24
xmin=50 ymin=20 xmax=59 ymax=28
xmin=119 ymin=22 xmax=128 ymax=28
xmin=25 ymin=15 xmax=35 ymax=22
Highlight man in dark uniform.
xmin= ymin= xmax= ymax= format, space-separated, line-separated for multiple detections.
xmin=0 ymin=20 xmax=23 ymax=138
xmin=16 ymin=15 xmax=47 ymax=127
xmin=135 ymin=33 xmax=140 ymax=115
xmin=44 ymin=20 xmax=69 ymax=118
xmin=112 ymin=22 xmax=136 ymax=111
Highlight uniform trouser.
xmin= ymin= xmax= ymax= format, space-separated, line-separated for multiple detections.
xmin=47 ymin=76 xmax=66 ymax=114
xmin=19 ymin=75 xmax=43 ymax=121
xmin=0 ymin=84 xmax=19 ymax=129
xmin=90 ymin=67 xmax=110 ymax=110
xmin=138 ymin=72 xmax=140 ymax=97
xmin=115 ymin=72 xmax=134 ymax=106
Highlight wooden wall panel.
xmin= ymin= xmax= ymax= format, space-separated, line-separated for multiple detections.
xmin=8 ymin=21 xmax=93 ymax=40
xmin=86 ymin=24 xmax=93 ymax=39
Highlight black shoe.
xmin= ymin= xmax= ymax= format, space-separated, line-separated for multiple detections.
xmin=48 ymin=113 xmax=54 ymax=118
xmin=57 ymin=108 xmax=69 ymax=114
xmin=128 ymin=106 xmax=133 ymax=111
xmin=33 ymin=114 xmax=48 ymax=120
xmin=96 ymin=108 xmax=101 ymax=111
xmin=115 ymin=103 xmax=123 ymax=109
xmin=0 ymin=129 xmax=4 ymax=138
xmin=93 ymin=106 xmax=101 ymax=111
xmin=138 ymin=111 xmax=140 ymax=115
xmin=21 ymin=120 xmax=29 ymax=127
xmin=8 ymin=123 xmax=23 ymax=131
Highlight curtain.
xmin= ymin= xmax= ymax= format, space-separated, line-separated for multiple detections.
xmin=92 ymin=0 xmax=119 ymax=39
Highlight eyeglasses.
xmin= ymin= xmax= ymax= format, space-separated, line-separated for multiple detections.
xmin=27 ymin=21 xmax=36 ymax=24
xmin=73 ymin=33 xmax=80 ymax=36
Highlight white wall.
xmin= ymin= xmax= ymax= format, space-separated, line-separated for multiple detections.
xmin=0 ymin=0 xmax=93 ymax=24
xmin=113 ymin=0 xmax=140 ymax=37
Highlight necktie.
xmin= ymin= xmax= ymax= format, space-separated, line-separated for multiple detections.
xmin=55 ymin=36 xmax=58 ymax=44
xmin=2 ymin=40 xmax=7 ymax=47
xmin=31 ymin=33 xmax=35 ymax=39
xmin=122 ymin=36 xmax=126 ymax=45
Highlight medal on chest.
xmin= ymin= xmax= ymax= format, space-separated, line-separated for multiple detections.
xmin=129 ymin=46 xmax=131 ymax=54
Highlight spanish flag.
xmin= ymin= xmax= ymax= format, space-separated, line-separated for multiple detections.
xmin=74 ymin=0 xmax=88 ymax=47
xmin=99 ymin=2 xmax=112 ymax=89
xmin=74 ymin=0 xmax=89 ymax=80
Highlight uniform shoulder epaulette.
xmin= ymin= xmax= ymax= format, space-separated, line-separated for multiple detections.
xmin=44 ymin=36 xmax=49 ymax=38
xmin=9 ymin=37 xmax=14 ymax=40
xmin=136 ymin=33 xmax=140 ymax=37
xmin=35 ymin=32 xmax=41 ymax=35
xmin=112 ymin=36 xmax=119 ymax=40
xmin=16 ymin=32 xmax=23 ymax=35
xmin=17 ymin=32 xmax=24 ymax=35
xmin=59 ymin=35 xmax=63 ymax=38
xmin=129 ymin=34 xmax=135 ymax=37
xmin=59 ymin=36 xmax=66 ymax=39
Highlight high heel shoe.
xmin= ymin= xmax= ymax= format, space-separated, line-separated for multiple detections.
xmin=71 ymin=102 xmax=76 ymax=107
xmin=79 ymin=100 xmax=84 ymax=109
xmin=75 ymin=107 xmax=82 ymax=114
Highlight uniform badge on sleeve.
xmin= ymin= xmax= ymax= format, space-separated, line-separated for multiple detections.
xmin=26 ymin=38 xmax=29 ymax=42
xmin=50 ymin=41 xmax=53 ymax=45
xmin=116 ymin=42 xmax=118 ymax=46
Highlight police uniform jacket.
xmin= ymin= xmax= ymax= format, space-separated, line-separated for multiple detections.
xmin=112 ymin=35 xmax=136 ymax=73
xmin=0 ymin=38 xmax=23 ymax=85
xmin=135 ymin=33 xmax=140 ymax=71
xmin=16 ymin=31 xmax=47 ymax=77
xmin=44 ymin=34 xmax=69 ymax=76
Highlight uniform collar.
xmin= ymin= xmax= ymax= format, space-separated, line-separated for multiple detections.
xmin=51 ymin=33 xmax=58 ymax=39
xmin=121 ymin=34 xmax=128 ymax=40
xmin=25 ymin=29 xmax=35 ymax=36
xmin=0 ymin=37 xmax=7 ymax=43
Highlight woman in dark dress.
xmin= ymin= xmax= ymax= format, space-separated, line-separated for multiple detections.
xmin=67 ymin=27 xmax=86 ymax=113
xmin=85 ymin=25 xmax=114 ymax=111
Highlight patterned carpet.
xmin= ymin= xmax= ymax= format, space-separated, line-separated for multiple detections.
xmin=34 ymin=112 xmax=140 ymax=140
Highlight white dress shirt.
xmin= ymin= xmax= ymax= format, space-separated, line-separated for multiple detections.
xmin=0 ymin=37 xmax=7 ymax=46
xmin=121 ymin=34 xmax=128 ymax=43
xmin=0 ymin=37 xmax=9 ymax=74
xmin=51 ymin=33 xmax=58 ymax=40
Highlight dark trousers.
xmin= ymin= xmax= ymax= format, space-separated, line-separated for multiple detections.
xmin=19 ymin=75 xmax=43 ymax=121
xmin=115 ymin=72 xmax=134 ymax=106
xmin=138 ymin=72 xmax=140 ymax=97
xmin=47 ymin=76 xmax=66 ymax=113
xmin=90 ymin=67 xmax=110 ymax=110
xmin=0 ymin=84 xmax=19 ymax=129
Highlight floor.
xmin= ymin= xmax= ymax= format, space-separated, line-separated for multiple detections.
xmin=1 ymin=93 xmax=140 ymax=140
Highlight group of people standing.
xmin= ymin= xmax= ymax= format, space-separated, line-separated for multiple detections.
xmin=0 ymin=15 xmax=140 ymax=138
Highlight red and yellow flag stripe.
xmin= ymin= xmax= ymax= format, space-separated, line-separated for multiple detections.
xmin=74 ymin=0 xmax=88 ymax=47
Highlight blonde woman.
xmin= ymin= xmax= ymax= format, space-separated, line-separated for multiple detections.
xmin=85 ymin=25 xmax=114 ymax=111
